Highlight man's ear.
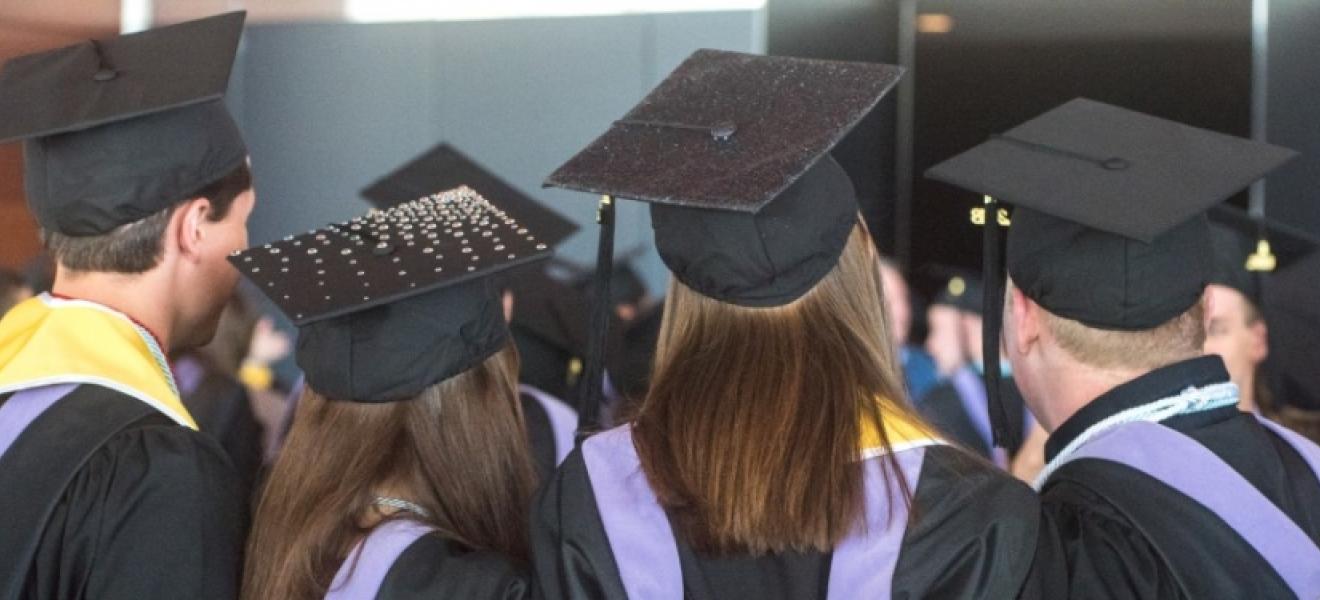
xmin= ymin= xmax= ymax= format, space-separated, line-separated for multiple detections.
xmin=1007 ymin=283 xmax=1040 ymax=357
xmin=1249 ymin=320 xmax=1269 ymax=364
xmin=1202 ymin=287 xmax=1216 ymax=332
xmin=172 ymin=197 xmax=213 ymax=262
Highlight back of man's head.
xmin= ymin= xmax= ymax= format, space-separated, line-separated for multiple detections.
xmin=43 ymin=163 xmax=252 ymax=275
xmin=1040 ymin=295 xmax=1205 ymax=373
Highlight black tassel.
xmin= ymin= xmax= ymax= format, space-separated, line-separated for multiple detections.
xmin=575 ymin=195 xmax=615 ymax=444
xmin=982 ymin=197 xmax=1020 ymax=450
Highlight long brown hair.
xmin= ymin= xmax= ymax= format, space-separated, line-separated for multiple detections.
xmin=633 ymin=222 xmax=930 ymax=555
xmin=241 ymin=344 xmax=537 ymax=600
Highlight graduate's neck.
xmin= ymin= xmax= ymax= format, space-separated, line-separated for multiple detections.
xmin=1031 ymin=346 xmax=1148 ymax=432
xmin=1236 ymin=369 xmax=1258 ymax=413
xmin=52 ymin=265 xmax=177 ymax=354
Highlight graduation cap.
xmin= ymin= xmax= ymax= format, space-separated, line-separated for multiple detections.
xmin=230 ymin=186 xmax=553 ymax=403
xmin=362 ymin=143 xmax=579 ymax=249
xmin=0 ymin=12 xmax=248 ymax=236
xmin=1265 ymin=253 xmax=1320 ymax=411
xmin=1207 ymin=205 xmax=1319 ymax=306
xmin=545 ymin=49 xmax=902 ymax=436
xmin=573 ymin=245 xmax=650 ymax=308
xmin=927 ymin=267 xmax=984 ymax=316
xmin=926 ymin=98 xmax=1296 ymax=449
xmin=507 ymin=267 xmax=591 ymax=398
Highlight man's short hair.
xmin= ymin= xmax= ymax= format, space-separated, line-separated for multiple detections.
xmin=43 ymin=163 xmax=251 ymax=274
xmin=1042 ymin=299 xmax=1205 ymax=371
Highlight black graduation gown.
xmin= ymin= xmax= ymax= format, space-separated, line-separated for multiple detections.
xmin=917 ymin=371 xmax=1029 ymax=460
xmin=0 ymin=385 xmax=248 ymax=600
xmin=532 ymin=443 xmax=1041 ymax=599
xmin=371 ymin=534 xmax=531 ymax=599
xmin=1030 ymin=356 xmax=1320 ymax=598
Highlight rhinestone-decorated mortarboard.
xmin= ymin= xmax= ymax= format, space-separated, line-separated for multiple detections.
xmin=231 ymin=186 xmax=553 ymax=403
xmin=925 ymin=98 xmax=1296 ymax=451
xmin=1208 ymin=204 xmax=1319 ymax=306
xmin=362 ymin=143 xmax=579 ymax=248
xmin=0 ymin=12 xmax=248 ymax=236
xmin=544 ymin=49 xmax=902 ymax=439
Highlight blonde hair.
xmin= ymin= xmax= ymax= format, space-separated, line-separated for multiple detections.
xmin=1042 ymin=300 xmax=1205 ymax=371
xmin=633 ymin=222 xmax=928 ymax=555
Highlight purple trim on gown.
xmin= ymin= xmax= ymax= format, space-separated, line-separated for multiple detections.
xmin=582 ymin=425 xmax=932 ymax=599
xmin=0 ymin=384 xmax=78 ymax=459
xmin=1060 ymin=419 xmax=1320 ymax=597
xmin=325 ymin=519 xmax=436 ymax=600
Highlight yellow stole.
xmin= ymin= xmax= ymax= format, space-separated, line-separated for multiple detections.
xmin=859 ymin=398 xmax=943 ymax=458
xmin=0 ymin=295 xmax=197 ymax=429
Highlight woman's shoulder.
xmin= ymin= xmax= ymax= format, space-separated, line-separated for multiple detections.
xmin=914 ymin=444 xmax=1040 ymax=521
xmin=533 ymin=445 xmax=601 ymax=527
xmin=891 ymin=445 xmax=1041 ymax=597
xmin=377 ymin=532 xmax=530 ymax=599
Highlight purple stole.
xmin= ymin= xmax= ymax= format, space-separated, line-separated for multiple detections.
xmin=0 ymin=384 xmax=78 ymax=459
xmin=1054 ymin=417 xmax=1320 ymax=597
xmin=325 ymin=519 xmax=437 ymax=600
xmin=519 ymin=384 xmax=577 ymax=466
xmin=581 ymin=425 xmax=935 ymax=599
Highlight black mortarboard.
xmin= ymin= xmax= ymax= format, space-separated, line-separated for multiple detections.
xmin=362 ymin=143 xmax=579 ymax=248
xmin=574 ymin=248 xmax=649 ymax=308
xmin=1207 ymin=205 xmax=1319 ymax=306
xmin=544 ymin=49 xmax=902 ymax=436
xmin=926 ymin=98 xmax=1295 ymax=448
xmin=230 ymin=186 xmax=553 ymax=403
xmin=1265 ymin=253 xmax=1320 ymax=411
xmin=507 ymin=267 xmax=590 ymax=398
xmin=0 ymin=12 xmax=248 ymax=236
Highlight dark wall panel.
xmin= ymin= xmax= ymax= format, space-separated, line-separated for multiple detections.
xmin=1266 ymin=0 xmax=1320 ymax=235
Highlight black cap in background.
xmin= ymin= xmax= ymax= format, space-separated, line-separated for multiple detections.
xmin=926 ymin=266 xmax=985 ymax=316
xmin=362 ymin=143 xmax=579 ymax=249
xmin=0 ymin=12 xmax=249 ymax=236
xmin=231 ymin=186 xmax=553 ymax=403
xmin=1265 ymin=253 xmax=1320 ymax=411
xmin=1208 ymin=204 xmax=1319 ymax=306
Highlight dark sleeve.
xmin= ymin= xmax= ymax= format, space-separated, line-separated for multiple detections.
xmin=892 ymin=446 xmax=1040 ymax=599
xmin=529 ymin=449 xmax=628 ymax=600
xmin=1031 ymin=480 xmax=1184 ymax=600
xmin=33 ymin=422 xmax=248 ymax=600
xmin=378 ymin=535 xmax=530 ymax=600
